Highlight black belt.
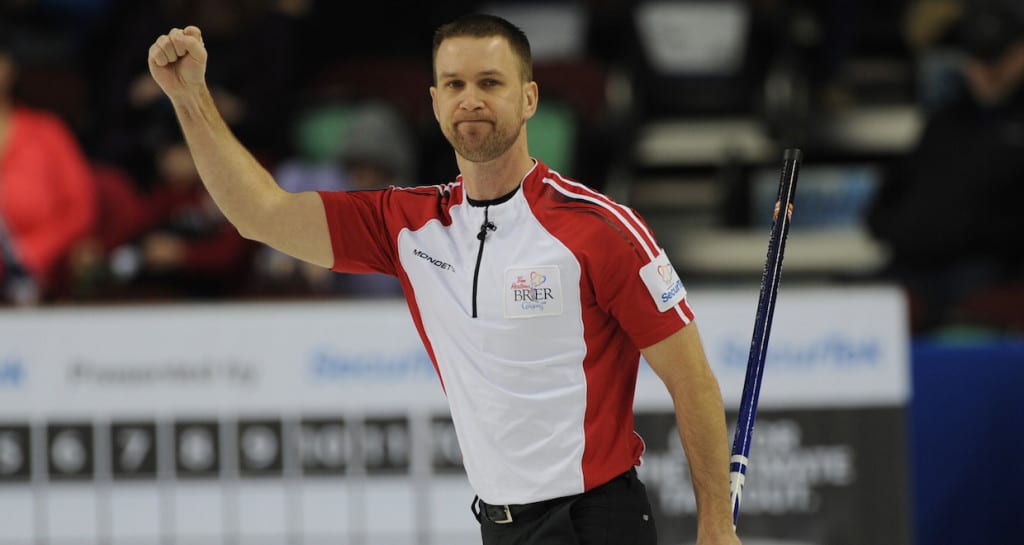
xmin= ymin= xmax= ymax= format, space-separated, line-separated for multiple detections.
xmin=473 ymin=467 xmax=636 ymax=525
xmin=474 ymin=495 xmax=568 ymax=525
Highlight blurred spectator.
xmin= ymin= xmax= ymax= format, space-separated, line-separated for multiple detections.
xmin=0 ymin=0 xmax=103 ymax=136
xmin=248 ymin=100 xmax=411 ymax=298
xmin=339 ymin=101 xmax=418 ymax=189
xmin=904 ymin=0 xmax=969 ymax=110
xmin=333 ymin=101 xmax=413 ymax=298
xmin=904 ymin=0 xmax=964 ymax=52
xmin=0 ymin=31 xmax=97 ymax=305
xmin=63 ymin=161 xmax=152 ymax=300
xmin=868 ymin=0 xmax=1024 ymax=334
xmin=0 ymin=1 xmax=107 ymax=69
xmin=102 ymin=132 xmax=259 ymax=300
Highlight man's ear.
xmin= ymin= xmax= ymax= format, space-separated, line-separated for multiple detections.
xmin=523 ymin=81 xmax=539 ymax=122
xmin=429 ymin=86 xmax=441 ymax=122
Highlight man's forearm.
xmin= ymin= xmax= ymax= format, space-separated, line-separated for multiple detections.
xmin=169 ymin=85 xmax=285 ymax=242
xmin=673 ymin=366 xmax=735 ymax=538
xmin=642 ymin=324 xmax=739 ymax=542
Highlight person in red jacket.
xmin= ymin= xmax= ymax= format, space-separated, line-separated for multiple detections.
xmin=0 ymin=35 xmax=97 ymax=305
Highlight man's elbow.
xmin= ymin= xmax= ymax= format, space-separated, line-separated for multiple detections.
xmin=234 ymin=223 xmax=258 ymax=241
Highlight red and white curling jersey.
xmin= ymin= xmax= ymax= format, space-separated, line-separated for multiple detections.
xmin=318 ymin=160 xmax=694 ymax=504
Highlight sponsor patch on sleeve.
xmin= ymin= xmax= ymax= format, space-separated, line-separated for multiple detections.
xmin=639 ymin=250 xmax=686 ymax=312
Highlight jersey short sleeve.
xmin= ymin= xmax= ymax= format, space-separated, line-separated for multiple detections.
xmin=530 ymin=173 xmax=695 ymax=350
xmin=317 ymin=189 xmax=399 ymax=276
xmin=588 ymin=215 xmax=695 ymax=350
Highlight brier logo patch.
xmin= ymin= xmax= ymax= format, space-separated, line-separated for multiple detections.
xmin=504 ymin=266 xmax=563 ymax=318
xmin=640 ymin=251 xmax=686 ymax=312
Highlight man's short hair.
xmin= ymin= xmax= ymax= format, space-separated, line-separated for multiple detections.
xmin=432 ymin=13 xmax=533 ymax=84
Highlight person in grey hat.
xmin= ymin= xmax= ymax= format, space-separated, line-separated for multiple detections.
xmin=338 ymin=100 xmax=418 ymax=190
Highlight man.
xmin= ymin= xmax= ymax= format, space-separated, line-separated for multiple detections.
xmin=148 ymin=14 xmax=740 ymax=545
xmin=868 ymin=0 xmax=1024 ymax=333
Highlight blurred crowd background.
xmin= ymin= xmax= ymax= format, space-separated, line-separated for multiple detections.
xmin=1 ymin=0 xmax=1023 ymax=339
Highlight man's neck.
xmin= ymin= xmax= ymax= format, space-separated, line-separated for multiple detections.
xmin=457 ymin=152 xmax=535 ymax=201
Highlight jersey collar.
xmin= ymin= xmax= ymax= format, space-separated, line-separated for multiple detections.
xmin=464 ymin=159 xmax=543 ymax=207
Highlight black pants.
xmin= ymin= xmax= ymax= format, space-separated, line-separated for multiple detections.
xmin=474 ymin=468 xmax=658 ymax=545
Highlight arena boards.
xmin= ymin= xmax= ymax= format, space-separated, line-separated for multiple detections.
xmin=0 ymin=286 xmax=909 ymax=545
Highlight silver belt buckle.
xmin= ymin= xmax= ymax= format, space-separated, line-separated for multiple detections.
xmin=493 ymin=505 xmax=513 ymax=524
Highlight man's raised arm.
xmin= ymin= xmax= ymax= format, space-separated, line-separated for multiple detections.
xmin=148 ymin=25 xmax=332 ymax=268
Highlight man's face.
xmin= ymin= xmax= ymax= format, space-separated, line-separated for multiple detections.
xmin=965 ymin=41 xmax=1024 ymax=107
xmin=430 ymin=36 xmax=536 ymax=163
